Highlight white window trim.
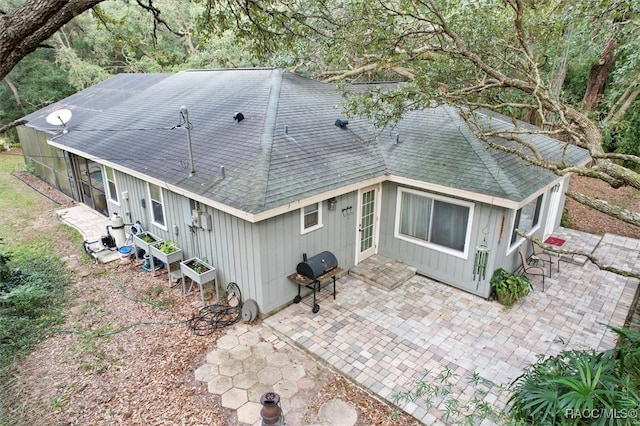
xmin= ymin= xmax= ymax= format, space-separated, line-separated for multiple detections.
xmin=147 ymin=182 xmax=167 ymax=231
xmin=507 ymin=194 xmax=544 ymax=255
xmin=394 ymin=187 xmax=474 ymax=259
xmin=104 ymin=165 xmax=120 ymax=206
xmin=300 ymin=202 xmax=323 ymax=234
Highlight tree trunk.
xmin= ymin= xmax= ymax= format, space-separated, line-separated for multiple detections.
xmin=582 ymin=35 xmax=617 ymax=111
xmin=0 ymin=0 xmax=105 ymax=81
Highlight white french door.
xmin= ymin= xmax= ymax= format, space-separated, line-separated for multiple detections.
xmin=357 ymin=185 xmax=379 ymax=263
xmin=544 ymin=183 xmax=562 ymax=238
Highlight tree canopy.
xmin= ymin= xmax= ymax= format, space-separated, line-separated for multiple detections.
xmin=196 ymin=0 xmax=640 ymax=230
xmin=0 ymin=0 xmax=639 ymax=277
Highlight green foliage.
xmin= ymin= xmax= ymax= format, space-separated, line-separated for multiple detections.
xmin=0 ymin=49 xmax=76 ymax=125
xmin=560 ymin=208 xmax=572 ymax=228
xmin=509 ymin=335 xmax=640 ymax=425
xmin=390 ymin=366 xmax=509 ymax=425
xmin=0 ymin=246 xmax=69 ymax=368
xmin=608 ymin=326 xmax=640 ymax=385
xmin=155 ymin=240 xmax=179 ymax=254
xmin=139 ymin=233 xmax=156 ymax=244
xmin=490 ymin=268 xmax=532 ymax=307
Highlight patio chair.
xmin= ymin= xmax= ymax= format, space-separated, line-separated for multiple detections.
xmin=531 ymin=238 xmax=559 ymax=277
xmin=519 ymin=247 xmax=547 ymax=291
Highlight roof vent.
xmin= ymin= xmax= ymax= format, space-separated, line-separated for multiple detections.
xmin=335 ymin=118 xmax=349 ymax=128
xmin=233 ymin=112 xmax=244 ymax=122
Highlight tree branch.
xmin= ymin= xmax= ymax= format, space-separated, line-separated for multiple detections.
xmin=519 ymin=232 xmax=640 ymax=279
xmin=566 ymin=191 xmax=640 ymax=228
xmin=0 ymin=119 xmax=27 ymax=135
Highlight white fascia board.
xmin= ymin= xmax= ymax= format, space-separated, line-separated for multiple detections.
xmin=49 ymin=138 xmax=568 ymax=223
xmin=47 ymin=140 xmax=258 ymax=221
xmin=251 ymin=175 xmax=387 ymax=222
xmin=48 ymin=139 xmax=386 ymax=223
xmin=387 ymin=175 xmax=518 ymax=209
xmin=388 ymin=174 xmax=568 ymax=211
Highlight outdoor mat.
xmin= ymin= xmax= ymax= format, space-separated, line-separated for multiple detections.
xmin=544 ymin=236 xmax=566 ymax=246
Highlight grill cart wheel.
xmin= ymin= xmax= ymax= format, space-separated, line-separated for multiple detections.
xmin=293 ymin=295 xmax=302 ymax=304
xmin=312 ymin=304 xmax=320 ymax=313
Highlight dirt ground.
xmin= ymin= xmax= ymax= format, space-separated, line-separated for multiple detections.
xmin=4 ymin=166 xmax=639 ymax=426
xmin=5 ymin=168 xmax=418 ymax=425
xmin=566 ymin=175 xmax=640 ymax=239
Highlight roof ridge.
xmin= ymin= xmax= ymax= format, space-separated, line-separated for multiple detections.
xmin=257 ymin=69 xmax=283 ymax=211
xmin=443 ymin=106 xmax=521 ymax=198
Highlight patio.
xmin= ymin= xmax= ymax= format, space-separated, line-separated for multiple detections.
xmin=264 ymin=229 xmax=639 ymax=424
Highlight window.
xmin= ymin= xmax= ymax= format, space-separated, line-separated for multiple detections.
xmin=148 ymin=183 xmax=166 ymax=229
xmin=510 ymin=194 xmax=543 ymax=245
xmin=395 ymin=188 xmax=472 ymax=256
xmin=104 ymin=166 xmax=118 ymax=204
xmin=301 ymin=202 xmax=322 ymax=234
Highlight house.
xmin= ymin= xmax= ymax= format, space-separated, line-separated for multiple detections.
xmin=17 ymin=68 xmax=591 ymax=315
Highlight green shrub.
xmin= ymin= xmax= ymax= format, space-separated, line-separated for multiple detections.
xmin=0 ymin=248 xmax=69 ymax=368
xmin=509 ymin=346 xmax=640 ymax=425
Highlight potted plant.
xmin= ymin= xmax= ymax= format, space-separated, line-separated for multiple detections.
xmin=180 ymin=257 xmax=216 ymax=286
xmin=149 ymin=239 xmax=183 ymax=265
xmin=490 ymin=268 xmax=532 ymax=307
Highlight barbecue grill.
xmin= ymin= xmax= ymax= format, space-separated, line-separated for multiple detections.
xmin=290 ymin=251 xmax=340 ymax=313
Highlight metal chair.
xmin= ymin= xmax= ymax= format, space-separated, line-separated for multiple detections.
xmin=532 ymin=238 xmax=559 ymax=277
xmin=519 ymin=247 xmax=547 ymax=291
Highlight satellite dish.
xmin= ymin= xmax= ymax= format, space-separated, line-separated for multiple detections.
xmin=45 ymin=109 xmax=72 ymax=133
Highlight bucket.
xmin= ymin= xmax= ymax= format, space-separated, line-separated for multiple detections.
xmin=118 ymin=246 xmax=132 ymax=259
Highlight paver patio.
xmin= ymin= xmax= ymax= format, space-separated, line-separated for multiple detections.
xmin=264 ymin=231 xmax=639 ymax=424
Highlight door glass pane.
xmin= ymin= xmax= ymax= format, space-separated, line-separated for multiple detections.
xmin=360 ymin=189 xmax=375 ymax=252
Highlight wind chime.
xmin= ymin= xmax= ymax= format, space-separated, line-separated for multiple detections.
xmin=473 ymin=236 xmax=490 ymax=290
xmin=473 ymin=241 xmax=490 ymax=280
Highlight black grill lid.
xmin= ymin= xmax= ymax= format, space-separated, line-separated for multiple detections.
xmin=296 ymin=251 xmax=338 ymax=279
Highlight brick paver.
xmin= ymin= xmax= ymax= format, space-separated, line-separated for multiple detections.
xmin=264 ymin=230 xmax=639 ymax=424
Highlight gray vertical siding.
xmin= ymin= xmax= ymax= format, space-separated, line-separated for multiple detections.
xmin=378 ymin=181 xmax=507 ymax=298
xmin=377 ymin=181 xmax=563 ymax=298
xmin=26 ymin=139 xmax=569 ymax=311
xmin=107 ymin=171 xmax=263 ymax=308
xmin=108 ymin=169 xmax=359 ymax=315
xmin=257 ymin=192 xmax=359 ymax=314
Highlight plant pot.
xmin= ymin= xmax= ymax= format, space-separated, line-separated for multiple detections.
xmin=132 ymin=231 xmax=162 ymax=255
xmin=149 ymin=241 xmax=183 ymax=265
xmin=180 ymin=257 xmax=216 ymax=285
xmin=497 ymin=292 xmax=517 ymax=307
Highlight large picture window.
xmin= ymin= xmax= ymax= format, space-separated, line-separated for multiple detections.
xmin=148 ymin=183 xmax=166 ymax=229
xmin=395 ymin=188 xmax=473 ymax=256
xmin=510 ymin=194 xmax=543 ymax=245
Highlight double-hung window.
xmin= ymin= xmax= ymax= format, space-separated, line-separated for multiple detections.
xmin=104 ymin=166 xmax=119 ymax=204
xmin=510 ymin=194 xmax=543 ymax=245
xmin=301 ymin=202 xmax=322 ymax=234
xmin=395 ymin=187 xmax=473 ymax=257
xmin=148 ymin=183 xmax=166 ymax=229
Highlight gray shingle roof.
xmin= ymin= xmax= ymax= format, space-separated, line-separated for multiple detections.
xmin=23 ymin=69 xmax=591 ymax=215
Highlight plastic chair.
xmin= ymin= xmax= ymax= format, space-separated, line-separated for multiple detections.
xmin=532 ymin=239 xmax=559 ymax=277
xmin=519 ymin=247 xmax=547 ymax=291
